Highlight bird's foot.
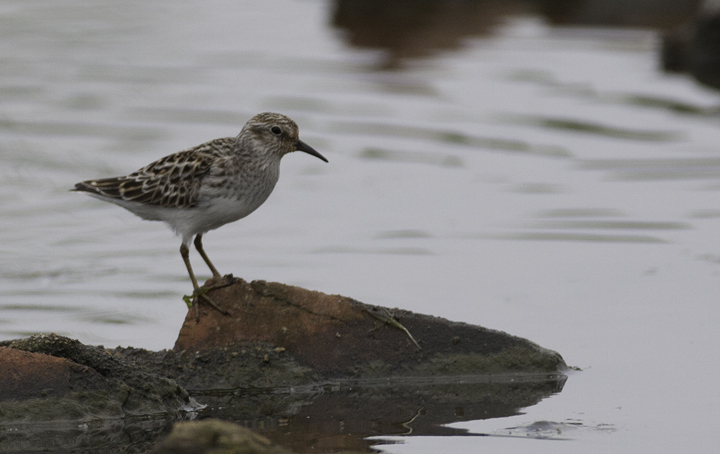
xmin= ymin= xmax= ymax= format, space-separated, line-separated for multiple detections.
xmin=183 ymin=285 xmax=231 ymax=321
xmin=204 ymin=273 xmax=237 ymax=289
xmin=365 ymin=306 xmax=421 ymax=350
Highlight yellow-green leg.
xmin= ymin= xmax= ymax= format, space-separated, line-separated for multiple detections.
xmin=194 ymin=233 xmax=222 ymax=279
xmin=180 ymin=241 xmax=229 ymax=320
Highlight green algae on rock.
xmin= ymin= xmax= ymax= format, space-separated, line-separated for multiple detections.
xmin=0 ymin=334 xmax=197 ymax=422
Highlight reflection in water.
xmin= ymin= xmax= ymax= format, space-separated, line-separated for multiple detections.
xmin=530 ymin=220 xmax=690 ymax=230
xmin=616 ymin=94 xmax=720 ymax=115
xmin=515 ymin=209 xmax=692 ymax=244
xmin=539 ymin=0 xmax=700 ymax=27
xmin=505 ymin=69 xmax=720 ymax=116
xmin=580 ymin=157 xmax=720 ymax=181
xmin=333 ymin=121 xmax=570 ymax=157
xmin=662 ymin=5 xmax=720 ymax=90
xmin=192 ymin=374 xmax=567 ymax=453
xmin=490 ymin=232 xmax=666 ymax=243
xmin=359 ymin=147 xmax=464 ymax=167
xmin=0 ymin=416 xmax=175 ymax=454
xmin=332 ymin=0 xmax=701 ymax=68
xmin=0 ymin=374 xmax=566 ymax=452
xmin=490 ymin=419 xmax=615 ymax=440
xmin=332 ymin=0 xmax=525 ymax=67
xmin=500 ymin=115 xmax=682 ymax=142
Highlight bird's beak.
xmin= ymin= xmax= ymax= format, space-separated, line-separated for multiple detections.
xmin=296 ymin=139 xmax=328 ymax=163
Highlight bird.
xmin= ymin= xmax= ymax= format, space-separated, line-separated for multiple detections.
xmin=73 ymin=112 xmax=328 ymax=317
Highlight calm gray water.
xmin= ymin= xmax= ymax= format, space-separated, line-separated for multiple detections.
xmin=1 ymin=0 xmax=719 ymax=452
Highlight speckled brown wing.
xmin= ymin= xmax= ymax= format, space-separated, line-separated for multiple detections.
xmin=74 ymin=138 xmax=233 ymax=208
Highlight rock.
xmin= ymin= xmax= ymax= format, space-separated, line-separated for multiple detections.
xmin=150 ymin=419 xmax=293 ymax=454
xmin=0 ymin=346 xmax=105 ymax=402
xmin=0 ymin=334 xmax=196 ymax=422
xmin=113 ymin=343 xmax=567 ymax=453
xmin=0 ymin=282 xmax=569 ymax=453
xmin=174 ymin=279 xmax=566 ymax=379
xmin=114 ymin=341 xmax=319 ymax=391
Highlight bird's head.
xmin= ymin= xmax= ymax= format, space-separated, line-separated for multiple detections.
xmin=239 ymin=112 xmax=328 ymax=163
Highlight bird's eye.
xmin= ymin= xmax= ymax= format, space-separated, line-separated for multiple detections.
xmin=271 ymin=126 xmax=282 ymax=135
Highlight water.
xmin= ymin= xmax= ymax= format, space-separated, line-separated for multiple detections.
xmin=1 ymin=0 xmax=719 ymax=452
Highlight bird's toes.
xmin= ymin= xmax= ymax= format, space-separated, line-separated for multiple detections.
xmin=204 ymin=273 xmax=236 ymax=289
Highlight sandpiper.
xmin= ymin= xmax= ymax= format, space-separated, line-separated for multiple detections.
xmin=74 ymin=112 xmax=327 ymax=316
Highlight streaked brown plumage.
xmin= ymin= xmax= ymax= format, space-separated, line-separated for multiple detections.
xmin=74 ymin=112 xmax=327 ymax=314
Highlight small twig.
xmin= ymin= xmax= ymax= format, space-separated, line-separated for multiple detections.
xmin=365 ymin=306 xmax=421 ymax=350
xmin=400 ymin=406 xmax=425 ymax=434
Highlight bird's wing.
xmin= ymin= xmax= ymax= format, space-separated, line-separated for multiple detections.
xmin=74 ymin=138 xmax=233 ymax=208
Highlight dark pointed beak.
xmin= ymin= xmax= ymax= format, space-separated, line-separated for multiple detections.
xmin=296 ymin=139 xmax=328 ymax=163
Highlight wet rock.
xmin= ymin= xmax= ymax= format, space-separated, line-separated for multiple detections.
xmin=112 ymin=344 xmax=567 ymax=452
xmin=0 ymin=334 xmax=196 ymax=422
xmin=109 ymin=278 xmax=568 ymax=452
xmin=0 ymin=282 xmax=570 ymax=453
xmin=174 ymin=278 xmax=566 ymax=380
xmin=151 ymin=419 xmax=293 ymax=454
xmin=113 ymin=341 xmax=319 ymax=391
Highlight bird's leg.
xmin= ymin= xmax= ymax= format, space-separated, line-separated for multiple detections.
xmin=194 ymin=233 xmax=235 ymax=289
xmin=180 ymin=242 xmax=202 ymax=321
xmin=194 ymin=233 xmax=222 ymax=279
xmin=180 ymin=242 xmax=229 ymax=320
xmin=181 ymin=242 xmax=200 ymax=290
